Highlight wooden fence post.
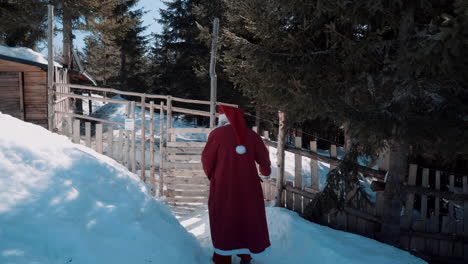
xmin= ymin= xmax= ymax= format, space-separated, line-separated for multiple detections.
xmin=294 ymin=136 xmax=303 ymax=213
xmin=85 ymin=122 xmax=91 ymax=148
xmin=124 ymin=102 xmax=130 ymax=168
xmin=330 ymin=144 xmax=337 ymax=170
xmin=96 ymin=123 xmax=103 ymax=154
xmin=274 ymin=111 xmax=286 ymax=207
xmin=107 ymin=127 xmax=113 ymax=158
xmin=149 ymin=101 xmax=155 ymax=195
xmin=463 ymin=176 xmax=468 ymax=261
xmin=140 ymin=95 xmax=146 ymax=182
xmin=118 ymin=128 xmax=123 ymax=163
xmin=47 ymin=4 xmax=55 ymax=132
xmin=72 ymin=119 xmax=80 ymax=144
xmin=159 ymin=101 xmax=165 ymax=197
xmin=131 ymin=101 xmax=137 ymax=174
xmin=309 ymin=140 xmax=319 ymax=191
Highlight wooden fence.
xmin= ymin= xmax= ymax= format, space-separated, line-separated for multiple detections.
xmin=256 ymin=127 xmax=468 ymax=263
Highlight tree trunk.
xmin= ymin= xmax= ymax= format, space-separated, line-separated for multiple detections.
xmin=255 ymin=105 xmax=261 ymax=132
xmin=380 ymin=140 xmax=409 ymax=246
xmin=274 ymin=111 xmax=286 ymax=207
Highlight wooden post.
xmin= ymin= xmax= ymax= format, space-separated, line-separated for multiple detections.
xmin=449 ymin=175 xmax=455 ymax=225
xmin=420 ymin=168 xmax=429 ymax=219
xmin=47 ymin=4 xmax=55 ymax=132
xmin=118 ymin=128 xmax=124 ymax=163
xmin=149 ymin=101 xmax=155 ymax=195
xmin=294 ymin=136 xmax=303 ymax=213
xmin=309 ymin=140 xmax=319 ymax=191
xmin=85 ymin=122 xmax=91 ymax=148
xmin=124 ymin=102 xmax=130 ymax=168
xmin=330 ymin=144 xmax=337 ymax=170
xmin=209 ymin=18 xmax=219 ymax=128
xmin=274 ymin=111 xmax=286 ymax=207
xmin=159 ymin=101 xmax=165 ymax=197
xmin=140 ymin=95 xmax=146 ymax=182
xmin=107 ymin=128 xmax=113 ymax=158
xmin=96 ymin=123 xmax=103 ymax=154
xmin=72 ymin=119 xmax=80 ymax=144
xmin=131 ymin=101 xmax=137 ymax=174
xmin=463 ymin=176 xmax=468 ymax=261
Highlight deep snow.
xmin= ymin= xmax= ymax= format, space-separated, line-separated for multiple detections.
xmin=0 ymin=113 xmax=204 ymax=264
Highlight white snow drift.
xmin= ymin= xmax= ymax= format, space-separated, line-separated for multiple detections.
xmin=0 ymin=113 xmax=204 ymax=264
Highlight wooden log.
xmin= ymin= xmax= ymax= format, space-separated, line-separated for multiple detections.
xmin=310 ymin=141 xmax=319 ymax=191
xmin=149 ymin=101 xmax=156 ymax=196
xmin=131 ymin=101 xmax=137 ymax=173
xmin=85 ymin=122 xmax=91 ymax=148
xmin=96 ymin=123 xmax=103 ymax=154
xmin=72 ymin=119 xmax=80 ymax=144
xmin=107 ymin=128 xmax=113 ymax=158
xmin=294 ymin=136 xmax=303 ymax=213
xmin=140 ymin=95 xmax=146 ymax=182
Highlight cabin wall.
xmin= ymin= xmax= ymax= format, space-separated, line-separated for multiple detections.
xmin=0 ymin=59 xmax=48 ymax=128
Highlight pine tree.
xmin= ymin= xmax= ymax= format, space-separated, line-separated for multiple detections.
xmin=222 ymin=0 xmax=468 ymax=245
xmin=0 ymin=0 xmax=47 ymax=48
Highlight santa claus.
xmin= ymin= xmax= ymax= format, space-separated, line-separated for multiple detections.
xmin=202 ymin=105 xmax=271 ymax=264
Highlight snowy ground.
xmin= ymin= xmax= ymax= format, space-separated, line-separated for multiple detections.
xmin=177 ymin=206 xmax=426 ymax=264
xmin=0 ymin=112 xmax=426 ymax=264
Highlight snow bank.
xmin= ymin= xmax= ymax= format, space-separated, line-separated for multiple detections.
xmin=180 ymin=206 xmax=426 ymax=264
xmin=0 ymin=44 xmax=61 ymax=67
xmin=0 ymin=113 xmax=204 ymax=264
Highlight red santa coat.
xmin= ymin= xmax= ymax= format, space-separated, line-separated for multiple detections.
xmin=202 ymin=124 xmax=271 ymax=255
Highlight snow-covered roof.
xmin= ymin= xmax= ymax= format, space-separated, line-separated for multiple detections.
xmin=0 ymin=44 xmax=61 ymax=68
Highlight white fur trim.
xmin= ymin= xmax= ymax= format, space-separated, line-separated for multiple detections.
xmin=236 ymin=145 xmax=246 ymax=154
xmin=214 ymin=246 xmax=270 ymax=256
xmin=217 ymin=114 xmax=229 ymax=127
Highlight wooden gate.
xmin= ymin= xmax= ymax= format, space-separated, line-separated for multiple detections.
xmin=163 ymin=127 xmax=212 ymax=205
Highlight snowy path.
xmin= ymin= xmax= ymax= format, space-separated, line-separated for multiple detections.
xmin=173 ymin=205 xmax=426 ymax=264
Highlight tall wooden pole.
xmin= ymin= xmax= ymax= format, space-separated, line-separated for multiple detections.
xmin=274 ymin=111 xmax=286 ymax=207
xmin=209 ymin=18 xmax=219 ymax=128
xmin=47 ymin=4 xmax=55 ymax=132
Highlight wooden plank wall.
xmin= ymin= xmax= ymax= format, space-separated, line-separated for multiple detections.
xmin=24 ymin=71 xmax=47 ymax=127
xmin=0 ymin=72 xmax=21 ymax=119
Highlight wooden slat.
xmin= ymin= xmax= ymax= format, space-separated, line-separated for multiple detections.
xmin=167 ymin=127 xmax=212 ymax=134
xmin=294 ymin=136 xmax=303 ymax=213
xmin=165 ymin=147 xmax=204 ymax=154
xmin=167 ymin=142 xmax=206 ymax=148
xmin=163 ymin=162 xmax=203 ymax=170
xmin=149 ymin=101 xmax=156 ymax=195
xmin=165 ymin=176 xmax=209 ymax=185
xmin=124 ymin=103 xmax=130 ymax=168
xmin=107 ymin=128 xmax=114 ymax=158
xmin=131 ymin=101 xmax=137 ymax=173
xmin=167 ymin=197 xmax=208 ymax=204
xmin=310 ymin=141 xmax=319 ymax=191
xmin=166 ymin=184 xmax=210 ymax=191
xmin=439 ymin=216 xmax=452 ymax=256
xmin=449 ymin=175 xmax=455 ymax=223
xmin=159 ymin=101 xmax=165 ymax=197
xmin=166 ymin=189 xmax=209 ymax=197
xmin=166 ymin=170 xmax=206 ymax=177
xmin=72 ymin=119 xmax=80 ymax=144
xmin=166 ymin=154 xmax=201 ymax=161
xmin=420 ymin=168 xmax=429 ymax=219
xmin=96 ymin=123 xmax=103 ymax=154
xmin=118 ymin=129 xmax=124 ymax=163
xmin=330 ymin=144 xmax=337 ymax=170
xmin=140 ymin=95 xmax=146 ymax=182
xmin=85 ymin=122 xmax=91 ymax=148
xmin=463 ymin=176 xmax=468 ymax=261
xmin=402 ymin=164 xmax=418 ymax=229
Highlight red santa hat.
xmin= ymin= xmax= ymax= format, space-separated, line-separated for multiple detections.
xmin=218 ymin=105 xmax=247 ymax=154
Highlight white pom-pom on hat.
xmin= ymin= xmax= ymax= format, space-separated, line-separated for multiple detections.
xmin=235 ymin=145 xmax=246 ymax=154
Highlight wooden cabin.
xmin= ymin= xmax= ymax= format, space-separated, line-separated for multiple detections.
xmin=0 ymin=45 xmax=92 ymax=129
